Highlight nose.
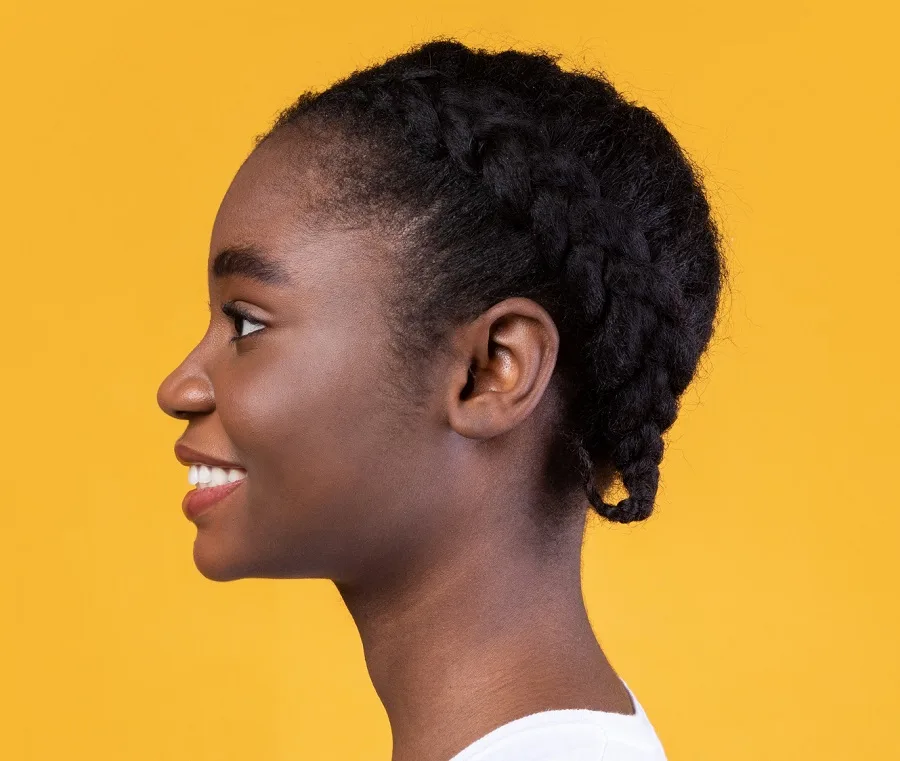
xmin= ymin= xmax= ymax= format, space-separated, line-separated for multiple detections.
xmin=157 ymin=346 xmax=215 ymax=420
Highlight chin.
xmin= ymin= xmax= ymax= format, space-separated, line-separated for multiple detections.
xmin=192 ymin=537 xmax=252 ymax=582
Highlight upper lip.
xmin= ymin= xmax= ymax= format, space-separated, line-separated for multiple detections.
xmin=174 ymin=442 xmax=245 ymax=469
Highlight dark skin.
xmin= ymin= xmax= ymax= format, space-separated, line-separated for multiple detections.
xmin=157 ymin=127 xmax=634 ymax=761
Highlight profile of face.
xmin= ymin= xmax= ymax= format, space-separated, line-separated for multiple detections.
xmin=158 ymin=116 xmax=569 ymax=592
xmin=157 ymin=129 xmax=456 ymax=585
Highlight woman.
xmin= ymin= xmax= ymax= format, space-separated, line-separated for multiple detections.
xmin=157 ymin=38 xmax=725 ymax=761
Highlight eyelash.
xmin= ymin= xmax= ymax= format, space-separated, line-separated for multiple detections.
xmin=221 ymin=301 xmax=266 ymax=343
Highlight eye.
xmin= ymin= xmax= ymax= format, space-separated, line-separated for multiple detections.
xmin=221 ymin=301 xmax=266 ymax=342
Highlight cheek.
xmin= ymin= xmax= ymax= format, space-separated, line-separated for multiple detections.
xmin=214 ymin=337 xmax=385 ymax=512
xmin=204 ymin=333 xmax=443 ymax=579
xmin=210 ymin=336 xmax=419 ymax=579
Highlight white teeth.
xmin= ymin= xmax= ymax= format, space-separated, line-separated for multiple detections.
xmin=189 ymin=463 xmax=247 ymax=489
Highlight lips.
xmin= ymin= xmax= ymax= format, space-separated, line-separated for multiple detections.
xmin=182 ymin=478 xmax=244 ymax=521
xmin=174 ymin=442 xmax=244 ymax=469
xmin=174 ymin=441 xmax=247 ymax=521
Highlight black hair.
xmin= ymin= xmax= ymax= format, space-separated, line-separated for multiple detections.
xmin=260 ymin=38 xmax=727 ymax=525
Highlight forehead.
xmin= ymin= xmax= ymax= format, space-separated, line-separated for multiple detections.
xmin=212 ymin=130 xmax=326 ymax=257
xmin=209 ymin=128 xmax=388 ymax=290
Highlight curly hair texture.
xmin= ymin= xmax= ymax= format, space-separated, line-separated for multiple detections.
xmin=260 ymin=38 xmax=726 ymax=525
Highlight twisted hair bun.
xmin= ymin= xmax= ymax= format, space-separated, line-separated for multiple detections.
xmin=265 ymin=39 xmax=726 ymax=524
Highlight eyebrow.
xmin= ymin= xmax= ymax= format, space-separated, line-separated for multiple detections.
xmin=211 ymin=244 xmax=292 ymax=286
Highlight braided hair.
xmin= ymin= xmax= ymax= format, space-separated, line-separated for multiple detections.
xmin=260 ymin=38 xmax=726 ymax=525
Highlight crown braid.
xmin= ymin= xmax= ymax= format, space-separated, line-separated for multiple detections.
xmin=265 ymin=39 xmax=725 ymax=524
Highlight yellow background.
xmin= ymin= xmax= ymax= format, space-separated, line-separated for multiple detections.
xmin=2 ymin=1 xmax=898 ymax=759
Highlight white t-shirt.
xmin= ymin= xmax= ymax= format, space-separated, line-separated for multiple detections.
xmin=446 ymin=681 xmax=667 ymax=761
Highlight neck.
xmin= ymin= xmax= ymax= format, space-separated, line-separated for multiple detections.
xmin=334 ymin=509 xmax=633 ymax=761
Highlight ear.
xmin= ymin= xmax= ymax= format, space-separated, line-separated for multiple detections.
xmin=445 ymin=297 xmax=560 ymax=440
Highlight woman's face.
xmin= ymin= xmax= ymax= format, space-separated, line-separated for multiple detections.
xmin=157 ymin=130 xmax=453 ymax=584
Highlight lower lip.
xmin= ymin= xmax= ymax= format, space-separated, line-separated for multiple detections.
xmin=182 ymin=479 xmax=245 ymax=521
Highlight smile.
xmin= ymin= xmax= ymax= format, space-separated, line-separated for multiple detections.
xmin=188 ymin=464 xmax=248 ymax=490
